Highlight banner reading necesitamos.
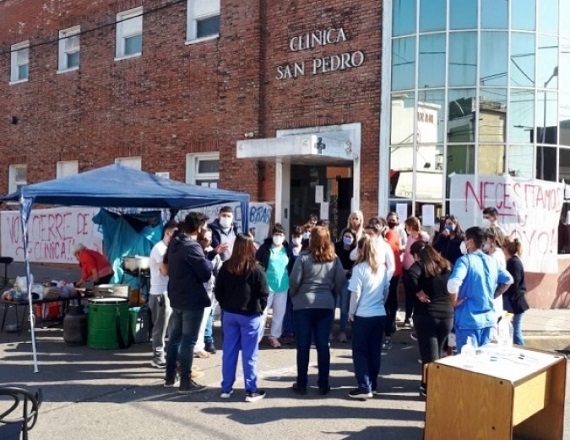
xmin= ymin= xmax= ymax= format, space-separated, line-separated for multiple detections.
xmin=450 ymin=174 xmax=564 ymax=273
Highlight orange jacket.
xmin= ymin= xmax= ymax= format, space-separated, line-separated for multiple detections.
xmin=77 ymin=249 xmax=114 ymax=283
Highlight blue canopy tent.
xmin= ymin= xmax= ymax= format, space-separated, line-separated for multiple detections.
xmin=1 ymin=164 xmax=249 ymax=372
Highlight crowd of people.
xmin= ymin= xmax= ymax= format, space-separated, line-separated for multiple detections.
xmin=145 ymin=204 xmax=528 ymax=401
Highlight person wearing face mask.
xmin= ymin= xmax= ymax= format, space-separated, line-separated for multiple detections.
xmin=209 ymin=206 xmax=239 ymax=262
xmin=281 ymin=226 xmax=304 ymax=345
xmin=433 ymin=215 xmax=464 ymax=266
xmin=402 ymin=217 xmax=430 ymax=328
xmin=383 ymin=212 xmax=404 ymax=349
xmin=482 ymin=207 xmax=508 ymax=236
xmin=334 ymin=228 xmax=357 ymax=342
xmin=447 ymin=227 xmax=513 ymax=350
xmin=346 ymin=210 xmax=365 ymax=241
xmin=483 ymin=226 xmax=507 ymax=341
xmin=256 ymin=223 xmax=295 ymax=348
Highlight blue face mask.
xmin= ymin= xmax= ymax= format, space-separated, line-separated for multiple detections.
xmin=343 ymin=236 xmax=353 ymax=246
xmin=444 ymin=224 xmax=454 ymax=232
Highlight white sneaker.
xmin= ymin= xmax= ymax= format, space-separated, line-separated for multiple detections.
xmin=245 ymin=390 xmax=266 ymax=402
xmin=221 ymin=389 xmax=234 ymax=399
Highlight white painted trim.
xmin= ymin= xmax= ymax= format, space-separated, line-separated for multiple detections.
xmin=275 ymin=122 xmax=362 ymax=214
xmin=379 ymin=0 xmax=393 ymax=216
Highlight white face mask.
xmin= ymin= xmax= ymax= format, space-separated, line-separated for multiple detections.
xmin=291 ymin=237 xmax=302 ymax=245
xmin=219 ymin=216 xmax=233 ymax=229
xmin=302 ymin=232 xmax=310 ymax=240
xmin=482 ymin=218 xmax=491 ymax=228
xmin=273 ymin=235 xmax=285 ymax=246
xmin=482 ymin=242 xmax=490 ymax=253
xmin=460 ymin=241 xmax=468 ymax=255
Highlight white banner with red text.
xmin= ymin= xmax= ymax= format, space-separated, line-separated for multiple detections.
xmin=449 ymin=174 xmax=564 ymax=273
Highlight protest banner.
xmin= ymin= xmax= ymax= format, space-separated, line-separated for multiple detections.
xmin=450 ymin=174 xmax=564 ymax=273
xmin=0 ymin=207 xmax=102 ymax=263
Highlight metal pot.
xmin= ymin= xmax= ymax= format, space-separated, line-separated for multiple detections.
xmin=123 ymin=256 xmax=150 ymax=271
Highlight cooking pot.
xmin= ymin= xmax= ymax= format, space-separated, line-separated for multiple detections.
xmin=94 ymin=284 xmax=130 ymax=299
xmin=123 ymin=256 xmax=150 ymax=271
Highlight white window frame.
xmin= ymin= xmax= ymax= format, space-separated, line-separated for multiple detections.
xmin=186 ymin=153 xmax=219 ymax=187
xmin=115 ymin=156 xmax=142 ymax=170
xmin=10 ymin=41 xmax=29 ymax=84
xmin=115 ymin=7 xmax=143 ymax=60
xmin=8 ymin=164 xmax=27 ymax=193
xmin=186 ymin=0 xmax=220 ymax=44
xmin=58 ymin=26 xmax=80 ymax=72
xmin=56 ymin=160 xmax=79 ymax=178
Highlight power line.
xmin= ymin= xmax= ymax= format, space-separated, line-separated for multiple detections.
xmin=1 ymin=0 xmax=188 ymax=56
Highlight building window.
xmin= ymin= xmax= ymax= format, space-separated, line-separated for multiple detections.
xmin=187 ymin=0 xmax=220 ymax=42
xmin=10 ymin=41 xmax=29 ymax=83
xmin=8 ymin=164 xmax=27 ymax=193
xmin=116 ymin=7 xmax=143 ymax=59
xmin=115 ymin=156 xmax=142 ymax=170
xmin=56 ymin=160 xmax=79 ymax=178
xmin=58 ymin=27 xmax=80 ymax=72
xmin=186 ymin=153 xmax=219 ymax=187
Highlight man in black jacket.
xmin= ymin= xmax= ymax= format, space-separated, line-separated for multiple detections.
xmin=164 ymin=212 xmax=213 ymax=394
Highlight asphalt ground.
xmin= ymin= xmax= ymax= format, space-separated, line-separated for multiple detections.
xmin=1 ymin=262 xmax=569 ymax=439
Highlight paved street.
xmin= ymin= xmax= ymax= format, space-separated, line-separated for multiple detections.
xmin=1 ymin=262 xmax=569 ymax=439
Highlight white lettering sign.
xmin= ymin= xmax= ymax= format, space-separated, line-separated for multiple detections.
xmin=0 ymin=207 xmax=103 ymax=263
xmin=277 ymin=27 xmax=365 ymax=80
xmin=450 ymin=174 xmax=564 ymax=273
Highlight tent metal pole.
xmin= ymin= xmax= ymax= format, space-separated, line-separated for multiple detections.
xmin=20 ymin=196 xmax=39 ymax=373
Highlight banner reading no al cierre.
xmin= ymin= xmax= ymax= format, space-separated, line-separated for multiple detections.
xmin=450 ymin=174 xmax=564 ymax=274
xmin=0 ymin=207 xmax=103 ymax=263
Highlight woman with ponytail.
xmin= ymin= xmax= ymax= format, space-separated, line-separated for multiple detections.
xmin=502 ymin=237 xmax=529 ymax=345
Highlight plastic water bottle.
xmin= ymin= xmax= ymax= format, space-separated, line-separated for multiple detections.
xmin=461 ymin=336 xmax=476 ymax=368
xmin=498 ymin=317 xmax=514 ymax=355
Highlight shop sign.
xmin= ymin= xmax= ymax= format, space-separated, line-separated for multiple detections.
xmin=276 ymin=27 xmax=365 ymax=80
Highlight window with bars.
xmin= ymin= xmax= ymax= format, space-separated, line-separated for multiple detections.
xmin=58 ymin=27 xmax=80 ymax=71
xmin=186 ymin=153 xmax=219 ymax=188
xmin=116 ymin=7 xmax=143 ymax=59
xmin=9 ymin=164 xmax=27 ymax=193
xmin=187 ymin=0 xmax=220 ymax=42
xmin=10 ymin=42 xmax=29 ymax=83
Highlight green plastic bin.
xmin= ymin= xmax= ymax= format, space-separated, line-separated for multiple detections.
xmin=87 ymin=298 xmax=129 ymax=349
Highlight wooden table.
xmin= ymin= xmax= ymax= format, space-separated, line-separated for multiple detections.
xmin=425 ymin=344 xmax=566 ymax=440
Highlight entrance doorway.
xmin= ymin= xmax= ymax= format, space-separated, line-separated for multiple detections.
xmin=290 ymin=164 xmax=352 ymax=240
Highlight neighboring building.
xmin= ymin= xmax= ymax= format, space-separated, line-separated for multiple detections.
xmin=1 ymin=0 xmax=570 ymax=307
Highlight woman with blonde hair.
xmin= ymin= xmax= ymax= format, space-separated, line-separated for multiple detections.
xmin=346 ymin=210 xmax=365 ymax=241
xmin=289 ymin=226 xmax=346 ymax=396
xmin=502 ymin=237 xmax=529 ymax=345
xmin=347 ymin=235 xmax=390 ymax=399
xmin=214 ymin=234 xmax=269 ymax=402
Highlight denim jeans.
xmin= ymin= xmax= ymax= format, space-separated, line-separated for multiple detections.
xmin=512 ymin=312 xmax=525 ymax=345
xmin=204 ymin=310 xmax=214 ymax=344
xmin=221 ymin=311 xmax=262 ymax=393
xmin=165 ymin=308 xmax=204 ymax=383
xmin=293 ymin=308 xmax=334 ymax=389
xmin=351 ymin=315 xmax=386 ymax=392
xmin=338 ymin=280 xmax=351 ymax=333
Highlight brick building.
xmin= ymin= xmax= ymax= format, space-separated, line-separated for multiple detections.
xmin=0 ymin=0 xmax=381 ymax=237
xmin=3 ymin=0 xmax=570 ymax=307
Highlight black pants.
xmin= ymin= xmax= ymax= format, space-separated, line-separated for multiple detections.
xmin=384 ymin=275 xmax=400 ymax=337
xmin=402 ymin=270 xmax=415 ymax=322
xmin=414 ymin=313 xmax=453 ymax=385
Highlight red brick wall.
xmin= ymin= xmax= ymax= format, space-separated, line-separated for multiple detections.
xmin=0 ymin=0 xmax=382 ymax=217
